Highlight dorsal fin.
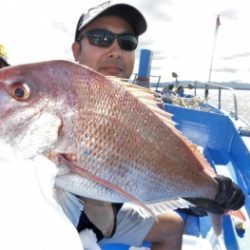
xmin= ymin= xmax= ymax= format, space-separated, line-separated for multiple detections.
xmin=107 ymin=77 xmax=176 ymax=126
xmin=108 ymin=77 xmax=216 ymax=175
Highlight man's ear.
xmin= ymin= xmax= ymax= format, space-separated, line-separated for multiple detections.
xmin=72 ymin=42 xmax=80 ymax=62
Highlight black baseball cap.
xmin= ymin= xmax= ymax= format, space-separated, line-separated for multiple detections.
xmin=74 ymin=1 xmax=147 ymax=41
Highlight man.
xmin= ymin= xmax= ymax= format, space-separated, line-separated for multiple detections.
xmin=71 ymin=2 xmax=245 ymax=249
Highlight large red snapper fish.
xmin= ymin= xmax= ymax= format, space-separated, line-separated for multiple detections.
xmin=0 ymin=60 xmax=221 ymax=212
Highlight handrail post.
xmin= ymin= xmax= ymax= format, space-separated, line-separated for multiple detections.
xmin=199 ymin=82 xmax=238 ymax=121
xmin=218 ymin=88 xmax=221 ymax=110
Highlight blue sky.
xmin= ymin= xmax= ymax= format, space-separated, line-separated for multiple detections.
xmin=1 ymin=0 xmax=249 ymax=83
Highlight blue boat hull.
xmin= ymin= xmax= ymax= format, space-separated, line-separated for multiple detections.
xmin=101 ymin=103 xmax=250 ymax=249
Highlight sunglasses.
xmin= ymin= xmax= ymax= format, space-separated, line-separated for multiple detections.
xmin=76 ymin=29 xmax=138 ymax=51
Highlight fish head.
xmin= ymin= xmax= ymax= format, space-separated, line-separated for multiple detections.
xmin=0 ymin=60 xmax=80 ymax=158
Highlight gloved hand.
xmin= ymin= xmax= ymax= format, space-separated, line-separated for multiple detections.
xmin=214 ymin=175 xmax=245 ymax=211
xmin=184 ymin=175 xmax=245 ymax=215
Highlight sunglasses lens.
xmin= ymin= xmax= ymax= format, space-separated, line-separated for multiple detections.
xmin=82 ymin=30 xmax=138 ymax=51
xmin=88 ymin=30 xmax=114 ymax=47
xmin=118 ymin=35 xmax=138 ymax=51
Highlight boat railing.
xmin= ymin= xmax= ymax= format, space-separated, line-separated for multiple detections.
xmin=130 ymin=75 xmax=239 ymax=121
xmin=194 ymin=82 xmax=239 ymax=121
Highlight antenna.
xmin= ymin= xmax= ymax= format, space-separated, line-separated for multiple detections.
xmin=205 ymin=15 xmax=221 ymax=98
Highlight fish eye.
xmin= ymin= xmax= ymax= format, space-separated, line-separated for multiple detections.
xmin=9 ymin=82 xmax=30 ymax=101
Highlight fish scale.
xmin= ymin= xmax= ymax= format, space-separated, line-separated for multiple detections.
xmin=0 ymin=60 xmax=218 ymax=206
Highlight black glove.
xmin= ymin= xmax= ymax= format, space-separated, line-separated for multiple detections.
xmin=183 ymin=175 xmax=245 ymax=215
xmin=214 ymin=175 xmax=245 ymax=210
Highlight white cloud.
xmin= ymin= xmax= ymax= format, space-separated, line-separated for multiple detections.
xmin=1 ymin=0 xmax=250 ymax=83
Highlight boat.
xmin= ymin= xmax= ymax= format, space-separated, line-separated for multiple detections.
xmin=100 ymin=49 xmax=250 ymax=250
xmin=162 ymin=87 xmax=250 ymax=250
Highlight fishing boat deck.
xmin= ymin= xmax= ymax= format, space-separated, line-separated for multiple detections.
xmin=164 ymin=103 xmax=250 ymax=250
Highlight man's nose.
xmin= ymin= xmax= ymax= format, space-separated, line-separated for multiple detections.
xmin=106 ymin=40 xmax=122 ymax=58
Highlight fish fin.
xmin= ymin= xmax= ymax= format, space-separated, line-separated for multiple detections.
xmin=207 ymin=213 xmax=227 ymax=250
xmin=228 ymin=207 xmax=247 ymax=221
xmin=58 ymin=154 xmax=157 ymax=220
xmin=191 ymin=147 xmax=216 ymax=175
xmin=108 ymin=77 xmax=216 ymax=175
xmin=110 ymin=78 xmax=202 ymax=139
xmin=227 ymin=207 xmax=248 ymax=231
xmin=108 ymin=77 xmax=162 ymax=104
xmin=209 ymin=213 xmax=223 ymax=236
xmin=109 ymin=78 xmax=179 ymax=126
xmin=54 ymin=187 xmax=83 ymax=227
xmin=147 ymin=198 xmax=194 ymax=216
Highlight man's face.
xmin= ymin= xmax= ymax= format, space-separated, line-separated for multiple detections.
xmin=72 ymin=15 xmax=136 ymax=79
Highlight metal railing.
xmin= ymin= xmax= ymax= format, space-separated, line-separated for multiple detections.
xmin=194 ymin=82 xmax=239 ymax=120
xmin=130 ymin=75 xmax=239 ymax=121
